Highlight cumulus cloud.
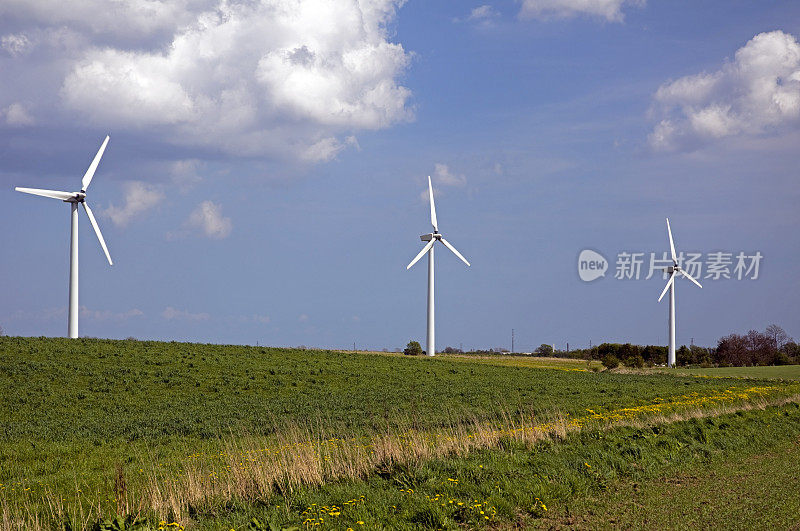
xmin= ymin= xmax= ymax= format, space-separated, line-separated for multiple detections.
xmin=519 ymin=0 xmax=643 ymax=22
xmin=649 ymin=30 xmax=800 ymax=151
xmin=162 ymin=306 xmax=210 ymax=321
xmin=103 ymin=181 xmax=165 ymax=227
xmin=186 ymin=200 xmax=232 ymax=239
xmin=3 ymin=102 xmax=34 ymax=125
xmin=0 ymin=0 xmax=204 ymax=43
xmin=9 ymin=0 xmax=415 ymax=161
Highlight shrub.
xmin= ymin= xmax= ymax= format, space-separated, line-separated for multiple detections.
xmin=602 ymin=355 xmax=620 ymax=370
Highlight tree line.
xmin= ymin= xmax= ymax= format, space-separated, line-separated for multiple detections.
xmin=529 ymin=324 xmax=797 ymax=368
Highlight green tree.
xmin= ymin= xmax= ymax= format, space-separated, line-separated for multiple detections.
xmin=535 ymin=344 xmax=554 ymax=356
xmin=676 ymin=345 xmax=691 ymax=366
xmin=404 ymin=341 xmax=423 ymax=356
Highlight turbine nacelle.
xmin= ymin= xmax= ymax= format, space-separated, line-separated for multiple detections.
xmin=64 ymin=192 xmax=87 ymax=203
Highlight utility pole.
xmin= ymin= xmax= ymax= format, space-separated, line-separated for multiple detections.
xmin=567 ymin=342 xmax=569 ymax=354
xmin=511 ymin=329 xmax=515 ymax=354
xmin=353 ymin=342 xmax=356 ymax=352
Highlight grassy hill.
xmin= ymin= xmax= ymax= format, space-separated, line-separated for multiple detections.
xmin=1 ymin=337 xmax=798 ymax=529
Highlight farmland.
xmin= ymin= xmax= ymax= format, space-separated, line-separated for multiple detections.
xmin=1 ymin=337 xmax=799 ymax=529
xmin=661 ymin=364 xmax=800 ymax=380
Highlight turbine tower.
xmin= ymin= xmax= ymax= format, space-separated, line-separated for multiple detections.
xmin=657 ymin=218 xmax=702 ymax=367
xmin=16 ymin=135 xmax=114 ymax=339
xmin=406 ymin=176 xmax=470 ymax=356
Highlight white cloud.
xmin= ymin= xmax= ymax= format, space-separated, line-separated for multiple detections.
xmin=3 ymin=102 xmax=35 ymax=125
xmin=186 ymin=200 xmax=232 ymax=239
xmin=519 ymin=0 xmax=643 ymax=22
xmin=1 ymin=33 xmax=31 ymax=56
xmin=649 ymin=30 xmax=800 ymax=151
xmin=434 ymin=163 xmax=466 ymax=186
xmin=0 ymin=0 xmax=202 ymax=42
xmin=421 ymin=163 xmax=467 ymax=202
xmin=41 ymin=0 xmax=413 ymax=161
xmin=11 ymin=305 xmax=142 ymax=322
xmin=162 ymin=306 xmax=210 ymax=321
xmin=468 ymin=5 xmax=499 ymax=21
xmin=103 ymin=181 xmax=165 ymax=228
xmin=80 ymin=306 xmax=144 ymax=321
xmin=170 ymin=159 xmax=203 ymax=192
xmin=454 ymin=5 xmax=500 ymax=26
xmin=298 ymin=313 xmax=309 ymax=322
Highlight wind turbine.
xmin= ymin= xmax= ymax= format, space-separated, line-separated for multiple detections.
xmin=657 ymin=218 xmax=702 ymax=367
xmin=406 ymin=176 xmax=470 ymax=356
xmin=15 ymin=135 xmax=114 ymax=339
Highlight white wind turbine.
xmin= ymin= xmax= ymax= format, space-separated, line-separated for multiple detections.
xmin=15 ymin=135 xmax=114 ymax=339
xmin=406 ymin=176 xmax=470 ymax=356
xmin=657 ymin=218 xmax=702 ymax=367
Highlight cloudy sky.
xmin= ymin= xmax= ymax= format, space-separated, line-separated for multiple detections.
xmin=1 ymin=0 xmax=798 ymax=351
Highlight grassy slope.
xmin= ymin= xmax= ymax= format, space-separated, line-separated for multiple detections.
xmin=2 ymin=337 xmax=799 ymax=528
xmin=183 ymin=402 xmax=800 ymax=530
xmin=1 ymin=337 xmax=755 ymax=443
xmin=665 ymin=364 xmax=800 ymax=380
xmin=552 ymin=420 xmax=800 ymax=529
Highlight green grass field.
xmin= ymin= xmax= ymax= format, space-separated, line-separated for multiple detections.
xmin=1 ymin=337 xmax=799 ymax=529
xmin=554 ymin=427 xmax=800 ymax=529
xmin=664 ymin=364 xmax=800 ymax=380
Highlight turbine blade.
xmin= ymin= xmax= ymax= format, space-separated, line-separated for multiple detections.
xmin=666 ymin=218 xmax=677 ymax=263
xmin=657 ymin=273 xmax=675 ymax=302
xmin=440 ymin=237 xmax=470 ymax=267
xmin=680 ymin=269 xmax=703 ymax=289
xmin=82 ymin=202 xmax=113 ymax=265
xmin=428 ymin=176 xmax=438 ymax=232
xmin=406 ymin=239 xmax=435 ymax=270
xmin=81 ymin=135 xmax=110 ymax=191
xmin=15 ymin=187 xmax=75 ymax=201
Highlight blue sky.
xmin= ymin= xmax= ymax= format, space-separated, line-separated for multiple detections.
xmin=1 ymin=0 xmax=799 ymax=351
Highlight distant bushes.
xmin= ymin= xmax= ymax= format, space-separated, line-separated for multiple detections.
xmin=565 ymin=325 xmax=798 ymax=368
xmin=451 ymin=324 xmax=798 ymax=369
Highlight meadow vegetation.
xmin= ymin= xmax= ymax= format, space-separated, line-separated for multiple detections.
xmin=1 ymin=337 xmax=799 ymax=529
